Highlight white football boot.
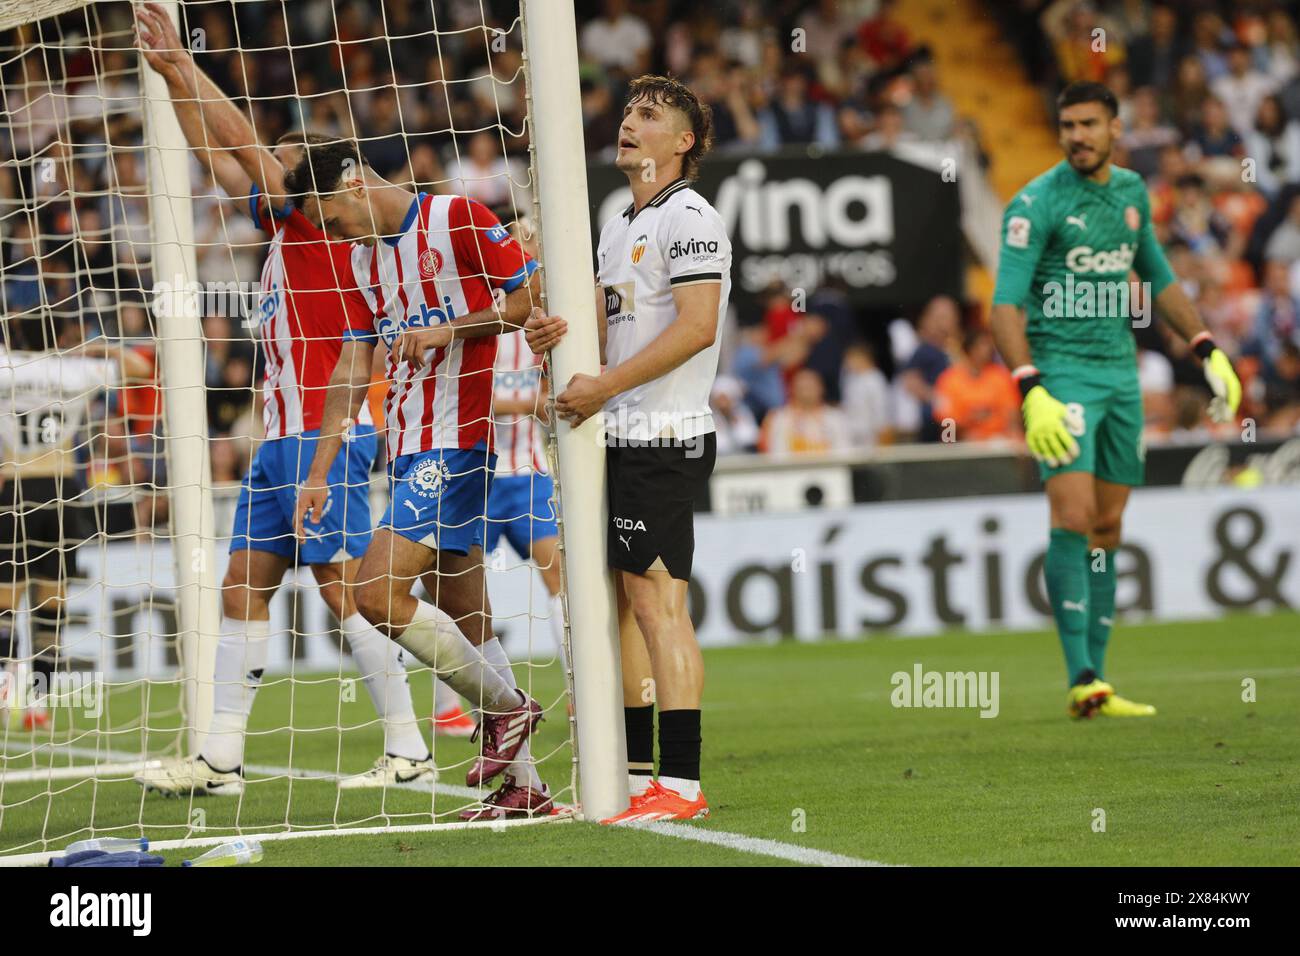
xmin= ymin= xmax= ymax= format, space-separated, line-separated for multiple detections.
xmin=337 ymin=754 xmax=436 ymax=790
xmin=134 ymin=756 xmax=245 ymax=797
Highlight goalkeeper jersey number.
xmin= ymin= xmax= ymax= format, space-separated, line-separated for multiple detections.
xmin=991 ymin=160 xmax=1176 ymax=366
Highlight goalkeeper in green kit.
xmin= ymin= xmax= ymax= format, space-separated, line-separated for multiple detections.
xmin=991 ymin=82 xmax=1242 ymax=719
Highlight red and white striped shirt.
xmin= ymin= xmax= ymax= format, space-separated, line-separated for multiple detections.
xmin=252 ymin=187 xmax=373 ymax=438
xmin=344 ymin=193 xmax=536 ymax=461
xmin=492 ymin=328 xmax=548 ymax=476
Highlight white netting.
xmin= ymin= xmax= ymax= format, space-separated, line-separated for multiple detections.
xmin=0 ymin=0 xmax=575 ymax=860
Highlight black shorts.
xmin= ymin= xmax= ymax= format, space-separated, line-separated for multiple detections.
xmin=0 ymin=474 xmax=95 ymax=585
xmin=606 ymin=433 xmax=716 ymax=581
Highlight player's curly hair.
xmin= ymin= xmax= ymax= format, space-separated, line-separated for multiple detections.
xmin=283 ymin=137 xmax=370 ymax=206
xmin=625 ymin=74 xmax=713 ymax=182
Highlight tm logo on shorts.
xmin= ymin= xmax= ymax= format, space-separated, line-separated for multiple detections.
xmin=412 ymin=459 xmax=453 ymax=498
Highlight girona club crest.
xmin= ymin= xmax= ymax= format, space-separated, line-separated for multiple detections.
xmin=420 ymin=248 xmax=443 ymax=277
xmin=412 ymin=458 xmax=453 ymax=498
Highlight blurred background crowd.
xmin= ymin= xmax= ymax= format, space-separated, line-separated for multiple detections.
xmin=3 ymin=0 xmax=1300 ymax=508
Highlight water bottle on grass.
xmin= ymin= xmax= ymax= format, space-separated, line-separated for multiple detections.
xmin=66 ymin=837 xmax=149 ymax=854
xmin=183 ymin=839 xmax=264 ymax=867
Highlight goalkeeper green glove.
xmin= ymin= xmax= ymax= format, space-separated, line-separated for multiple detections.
xmin=1193 ymin=334 xmax=1241 ymax=424
xmin=1018 ymin=375 xmax=1080 ymax=468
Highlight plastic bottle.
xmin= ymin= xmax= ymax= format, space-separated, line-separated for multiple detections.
xmin=182 ymin=839 xmax=264 ymax=867
xmin=66 ymin=836 xmax=149 ymax=854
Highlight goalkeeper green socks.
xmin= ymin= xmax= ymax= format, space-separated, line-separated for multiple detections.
xmin=1045 ymin=528 xmax=1092 ymax=685
xmin=1087 ymin=548 xmax=1117 ymax=681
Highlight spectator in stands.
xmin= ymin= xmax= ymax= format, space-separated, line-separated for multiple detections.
xmin=1264 ymin=193 xmax=1300 ymax=263
xmin=901 ymin=55 xmax=954 ymax=142
xmin=1121 ymin=86 xmax=1180 ymax=180
xmin=931 ymin=328 xmax=1019 ymax=443
xmin=857 ymin=102 xmax=916 ymax=152
xmin=579 ymin=0 xmax=652 ymax=77
xmin=840 ymin=340 xmax=892 ymax=451
xmin=1167 ymin=54 xmax=1211 ymax=133
xmin=803 ymin=283 xmax=859 ymax=403
xmin=758 ymin=65 xmax=839 ymax=150
xmin=1243 ymin=258 xmax=1300 ymax=386
xmin=210 ymin=433 xmax=242 ymax=485
xmin=1127 ymin=4 xmax=1184 ymax=90
xmin=1190 ymin=11 xmax=1231 ymax=82
xmin=445 ymin=130 xmax=530 ymax=211
xmin=1044 ymin=0 xmax=1126 ymax=84
xmin=1263 ymin=8 xmax=1300 ymax=86
xmin=899 ymin=295 xmax=958 ymax=443
xmin=1188 ymin=96 xmax=1244 ymax=160
xmin=718 ymin=2 xmax=767 ymax=70
xmin=797 ymin=0 xmax=861 ymax=64
xmin=730 ymin=323 xmax=789 ymax=425
xmin=856 ymin=0 xmax=912 ymax=73
xmin=1262 ymin=341 xmax=1300 ymax=428
xmin=761 ymin=367 xmax=851 ymax=455
xmin=1245 ymin=95 xmax=1300 ymax=200
xmin=359 ymin=88 xmax=413 ymax=178
xmin=1171 ymin=173 xmax=1231 ymax=256
xmin=711 ymin=375 xmax=760 ymax=456
xmin=2 ymin=220 xmax=41 ymax=314
xmin=1138 ymin=345 xmax=1176 ymax=434
xmin=1212 ymin=42 xmax=1278 ymax=140
xmin=690 ymin=55 xmax=761 ymax=152
xmin=582 ymin=79 xmax=623 ymax=158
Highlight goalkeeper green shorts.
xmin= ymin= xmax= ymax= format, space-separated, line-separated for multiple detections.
xmin=1036 ymin=358 xmax=1145 ymax=486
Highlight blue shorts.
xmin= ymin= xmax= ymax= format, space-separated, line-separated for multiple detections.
xmin=381 ymin=443 xmax=496 ymax=555
xmin=230 ymin=426 xmax=377 ymax=564
xmin=484 ymin=473 xmax=559 ymax=556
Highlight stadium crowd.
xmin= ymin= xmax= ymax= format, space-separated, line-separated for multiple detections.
xmin=3 ymin=0 xmax=1300 ymax=514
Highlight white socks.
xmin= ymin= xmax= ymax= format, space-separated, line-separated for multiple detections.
xmin=658 ymin=775 xmax=700 ymax=801
xmin=203 ymin=617 xmax=270 ymax=772
xmin=433 ymin=677 xmax=463 ymax=718
xmin=548 ymin=593 xmax=568 ymax=674
xmin=479 ymin=637 xmax=542 ymax=792
xmin=629 ymin=773 xmax=652 ymax=798
xmin=342 ymin=613 xmax=428 ymax=761
xmin=392 ymin=601 xmax=517 ymax=713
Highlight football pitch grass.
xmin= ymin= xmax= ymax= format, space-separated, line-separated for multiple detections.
xmin=1 ymin=611 xmax=1296 ymax=867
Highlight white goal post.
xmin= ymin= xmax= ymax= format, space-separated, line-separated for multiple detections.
xmin=520 ymin=0 xmax=627 ymax=823
xmin=0 ymin=0 xmax=623 ymax=857
xmin=140 ymin=0 xmax=219 ymax=759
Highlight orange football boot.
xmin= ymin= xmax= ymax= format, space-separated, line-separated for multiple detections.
xmin=601 ymin=780 xmax=709 ymax=825
xmin=432 ymin=704 xmax=476 ymax=738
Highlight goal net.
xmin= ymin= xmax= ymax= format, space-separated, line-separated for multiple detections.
xmin=0 ymin=0 xmax=605 ymax=863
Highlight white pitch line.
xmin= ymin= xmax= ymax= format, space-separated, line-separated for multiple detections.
xmin=637 ymin=820 xmax=889 ymax=867
xmin=3 ymin=742 xmax=890 ymax=868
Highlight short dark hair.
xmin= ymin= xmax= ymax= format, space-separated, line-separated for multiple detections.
xmin=625 ymin=74 xmax=713 ymax=181
xmin=284 ymin=137 xmax=369 ymax=205
xmin=1056 ymin=81 xmax=1119 ymax=119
